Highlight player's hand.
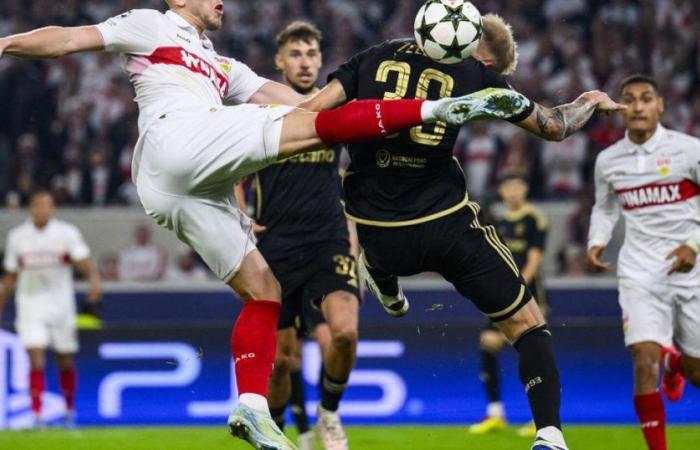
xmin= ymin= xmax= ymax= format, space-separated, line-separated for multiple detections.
xmin=666 ymin=244 xmax=697 ymax=275
xmin=580 ymin=91 xmax=627 ymax=112
xmin=587 ymin=246 xmax=611 ymax=272
xmin=251 ymin=221 xmax=267 ymax=237
xmin=87 ymin=281 xmax=102 ymax=303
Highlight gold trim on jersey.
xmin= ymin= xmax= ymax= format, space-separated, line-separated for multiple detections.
xmin=504 ymin=203 xmax=548 ymax=230
xmin=466 ymin=201 xmax=520 ymax=277
xmin=254 ymin=173 xmax=262 ymax=220
xmin=345 ymin=194 xmax=470 ymax=228
xmin=486 ymin=284 xmax=528 ymax=320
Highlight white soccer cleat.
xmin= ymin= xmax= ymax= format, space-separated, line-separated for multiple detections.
xmin=316 ymin=405 xmax=348 ymax=450
xmin=357 ymin=252 xmax=409 ymax=318
xmin=433 ymin=88 xmax=531 ymax=126
xmin=228 ymin=404 xmax=297 ymax=450
xmin=297 ymin=430 xmax=316 ymax=450
xmin=531 ymin=437 xmax=569 ymax=450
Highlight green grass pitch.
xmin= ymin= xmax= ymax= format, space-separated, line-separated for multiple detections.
xmin=1 ymin=425 xmax=698 ymax=449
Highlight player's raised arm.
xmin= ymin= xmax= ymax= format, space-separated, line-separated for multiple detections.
xmin=0 ymin=26 xmax=104 ymax=59
xmin=516 ymin=91 xmax=626 ymax=142
xmin=299 ymin=79 xmax=349 ymax=111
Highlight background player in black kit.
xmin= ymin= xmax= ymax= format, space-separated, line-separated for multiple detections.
xmin=240 ymin=22 xmax=361 ymax=450
xmin=470 ymin=172 xmax=549 ymax=438
xmin=301 ymin=13 xmax=625 ymax=450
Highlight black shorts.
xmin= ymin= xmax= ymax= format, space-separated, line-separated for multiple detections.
xmin=357 ymin=202 xmax=533 ymax=322
xmin=266 ymin=239 xmax=361 ymax=333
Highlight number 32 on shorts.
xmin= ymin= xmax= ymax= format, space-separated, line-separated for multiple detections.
xmin=333 ymin=254 xmax=359 ymax=288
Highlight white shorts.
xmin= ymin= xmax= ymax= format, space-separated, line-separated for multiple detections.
xmin=135 ymin=103 xmax=294 ymax=281
xmin=619 ymin=279 xmax=700 ymax=358
xmin=16 ymin=316 xmax=78 ymax=354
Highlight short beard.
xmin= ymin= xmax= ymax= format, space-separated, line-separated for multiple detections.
xmin=286 ymin=77 xmax=316 ymax=95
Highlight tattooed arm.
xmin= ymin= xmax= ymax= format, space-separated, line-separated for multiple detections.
xmin=516 ymin=91 xmax=625 ymax=141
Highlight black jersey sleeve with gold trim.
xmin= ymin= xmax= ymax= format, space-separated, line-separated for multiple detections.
xmin=329 ymin=39 xmax=532 ymax=227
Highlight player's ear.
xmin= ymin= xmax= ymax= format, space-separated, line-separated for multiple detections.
xmin=274 ymin=52 xmax=284 ymax=71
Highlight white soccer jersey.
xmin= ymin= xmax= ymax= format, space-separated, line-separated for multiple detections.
xmin=95 ymin=9 xmax=269 ymax=179
xmin=3 ymin=219 xmax=90 ymax=321
xmin=589 ymin=125 xmax=700 ymax=286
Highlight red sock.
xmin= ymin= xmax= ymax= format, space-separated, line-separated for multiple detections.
xmin=60 ymin=368 xmax=77 ymax=411
xmin=231 ymin=300 xmax=281 ymax=397
xmin=634 ymin=392 xmax=667 ymax=450
xmin=30 ymin=369 xmax=45 ymax=415
xmin=665 ymin=351 xmax=683 ymax=375
xmin=315 ymin=99 xmax=425 ymax=146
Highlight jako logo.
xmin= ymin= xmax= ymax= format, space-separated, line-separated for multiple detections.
xmin=234 ymin=353 xmax=256 ymax=364
xmin=375 ymin=104 xmax=387 ymax=136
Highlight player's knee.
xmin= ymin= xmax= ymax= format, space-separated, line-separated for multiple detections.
xmin=241 ymin=267 xmax=281 ymax=300
xmin=480 ymin=330 xmax=505 ymax=352
xmin=631 ymin=346 xmax=660 ymax=384
xmin=330 ymin=324 xmax=358 ymax=353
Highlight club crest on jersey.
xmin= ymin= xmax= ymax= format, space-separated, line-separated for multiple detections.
xmin=376 ymin=149 xmax=391 ymax=168
xmin=656 ymin=155 xmax=671 ymax=175
xmin=215 ymin=57 xmax=232 ymax=74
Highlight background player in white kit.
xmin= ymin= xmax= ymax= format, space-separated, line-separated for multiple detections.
xmin=0 ymin=1 xmax=559 ymax=448
xmin=587 ymin=74 xmax=700 ymax=450
xmin=0 ymin=191 xmax=102 ymax=428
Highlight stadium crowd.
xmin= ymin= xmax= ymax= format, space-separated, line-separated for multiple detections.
xmin=1 ymin=0 xmax=699 ymax=275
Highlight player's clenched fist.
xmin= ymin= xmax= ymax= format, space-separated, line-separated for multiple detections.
xmin=587 ymin=245 xmax=611 ymax=272
xmin=666 ymin=244 xmax=697 ymax=275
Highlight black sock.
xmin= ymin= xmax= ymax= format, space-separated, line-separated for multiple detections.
xmin=513 ymin=325 xmax=561 ymax=430
xmin=480 ymin=348 xmax=501 ymax=404
xmin=320 ymin=366 xmax=348 ymax=412
xmin=289 ymin=369 xmax=310 ymax=434
xmin=367 ymin=266 xmax=399 ymax=296
xmin=269 ymin=405 xmax=286 ymax=431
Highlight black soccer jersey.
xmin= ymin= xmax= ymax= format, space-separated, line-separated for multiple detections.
xmin=495 ymin=204 xmax=547 ymax=271
xmin=255 ymin=146 xmax=348 ymax=260
xmin=330 ymin=39 xmax=533 ymax=226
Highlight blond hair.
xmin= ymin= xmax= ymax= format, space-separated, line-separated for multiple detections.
xmin=480 ymin=14 xmax=518 ymax=76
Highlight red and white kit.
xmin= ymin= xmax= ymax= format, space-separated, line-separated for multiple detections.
xmin=589 ymin=126 xmax=700 ymax=357
xmin=3 ymin=220 xmax=90 ymax=353
xmin=96 ymin=9 xmax=293 ymax=281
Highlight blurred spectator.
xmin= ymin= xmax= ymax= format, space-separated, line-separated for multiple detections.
xmin=99 ymin=253 xmax=120 ymax=282
xmin=117 ymin=224 xmax=168 ymax=282
xmin=540 ymin=134 xmax=588 ymax=199
xmin=164 ymin=245 xmax=211 ymax=282
xmin=455 ymin=122 xmax=500 ymax=202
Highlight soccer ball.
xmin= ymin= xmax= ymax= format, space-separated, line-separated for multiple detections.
xmin=414 ymin=0 xmax=482 ymax=64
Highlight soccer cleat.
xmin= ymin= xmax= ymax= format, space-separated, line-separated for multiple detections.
xmin=297 ymin=430 xmax=315 ymax=450
xmin=228 ymin=404 xmax=297 ymax=450
xmin=517 ymin=421 xmax=537 ymax=438
xmin=661 ymin=346 xmax=685 ymax=402
xmin=317 ymin=405 xmax=348 ymax=450
xmin=468 ymin=416 xmax=508 ymax=434
xmin=31 ymin=415 xmax=47 ymax=430
xmin=433 ymin=88 xmax=531 ymax=126
xmin=357 ymin=252 xmax=409 ymax=318
xmin=531 ymin=437 xmax=568 ymax=450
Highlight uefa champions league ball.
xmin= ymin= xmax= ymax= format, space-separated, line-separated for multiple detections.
xmin=414 ymin=0 xmax=483 ymax=64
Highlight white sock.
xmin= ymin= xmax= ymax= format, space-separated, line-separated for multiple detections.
xmin=486 ymin=401 xmax=505 ymax=419
xmin=421 ymin=100 xmax=439 ymax=122
xmin=537 ymin=426 xmax=567 ymax=448
xmin=239 ymin=393 xmax=269 ymax=414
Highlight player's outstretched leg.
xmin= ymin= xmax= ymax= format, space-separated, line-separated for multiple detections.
xmin=357 ymin=252 xmax=408 ymax=317
xmin=469 ymin=329 xmax=508 ymax=435
xmin=226 ymin=251 xmax=297 ymax=450
xmin=630 ymin=342 xmax=666 ymax=450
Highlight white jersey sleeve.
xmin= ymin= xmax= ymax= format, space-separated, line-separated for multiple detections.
xmin=96 ymin=9 xmax=160 ymax=55
xmin=224 ymin=58 xmax=269 ymax=104
xmin=3 ymin=230 xmax=18 ymax=274
xmin=588 ymin=152 xmax=621 ymax=249
xmin=66 ymin=225 xmax=90 ymax=262
xmin=684 ymin=138 xmax=700 ymax=251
